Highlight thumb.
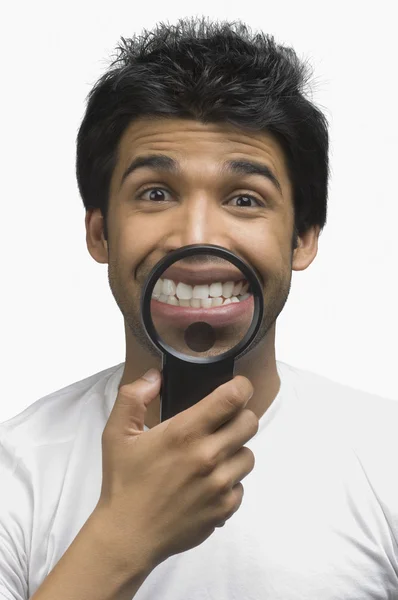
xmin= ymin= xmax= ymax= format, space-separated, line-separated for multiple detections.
xmin=107 ymin=368 xmax=161 ymax=435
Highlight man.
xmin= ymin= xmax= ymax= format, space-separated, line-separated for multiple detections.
xmin=1 ymin=16 xmax=397 ymax=600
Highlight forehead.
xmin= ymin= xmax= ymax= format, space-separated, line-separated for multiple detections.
xmin=112 ymin=117 xmax=291 ymax=194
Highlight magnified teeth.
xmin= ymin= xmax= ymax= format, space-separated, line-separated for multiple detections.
xmin=201 ymin=298 xmax=213 ymax=308
xmin=153 ymin=279 xmax=163 ymax=296
xmin=239 ymin=293 xmax=250 ymax=302
xmin=176 ymin=282 xmax=193 ymax=300
xmin=179 ymin=299 xmax=191 ymax=307
xmin=222 ymin=297 xmax=240 ymax=305
xmin=154 ymin=293 xmax=250 ymax=307
xmin=232 ymin=281 xmax=243 ymax=295
xmin=151 ymin=278 xmax=252 ymax=306
xmin=241 ymin=281 xmax=249 ymax=294
xmin=162 ymin=278 xmax=176 ymax=295
xmin=211 ymin=297 xmax=223 ymax=307
xmin=190 ymin=298 xmax=202 ymax=308
xmin=222 ymin=281 xmax=234 ymax=298
xmin=192 ymin=284 xmax=210 ymax=299
xmin=209 ymin=282 xmax=222 ymax=297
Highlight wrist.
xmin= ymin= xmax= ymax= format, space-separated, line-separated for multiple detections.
xmin=88 ymin=506 xmax=156 ymax=582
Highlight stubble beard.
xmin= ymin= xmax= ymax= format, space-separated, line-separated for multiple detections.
xmin=107 ymin=257 xmax=292 ymax=362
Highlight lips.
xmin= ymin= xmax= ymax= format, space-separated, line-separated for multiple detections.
xmin=150 ymin=293 xmax=254 ymax=328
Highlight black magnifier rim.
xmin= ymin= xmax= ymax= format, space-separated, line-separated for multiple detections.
xmin=141 ymin=244 xmax=264 ymax=364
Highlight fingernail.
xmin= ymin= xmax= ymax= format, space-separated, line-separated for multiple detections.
xmin=143 ymin=368 xmax=159 ymax=382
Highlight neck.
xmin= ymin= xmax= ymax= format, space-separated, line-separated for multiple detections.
xmin=119 ymin=324 xmax=280 ymax=429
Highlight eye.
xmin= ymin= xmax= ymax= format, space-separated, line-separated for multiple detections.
xmin=227 ymin=194 xmax=263 ymax=208
xmin=136 ymin=188 xmax=264 ymax=208
xmin=137 ymin=187 xmax=171 ymax=202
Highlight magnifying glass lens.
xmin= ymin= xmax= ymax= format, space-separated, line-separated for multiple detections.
xmin=150 ymin=254 xmax=253 ymax=359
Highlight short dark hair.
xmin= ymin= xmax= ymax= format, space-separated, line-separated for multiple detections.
xmin=76 ymin=17 xmax=330 ymax=242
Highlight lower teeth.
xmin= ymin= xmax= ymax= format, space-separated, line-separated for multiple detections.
xmin=153 ymin=293 xmax=251 ymax=307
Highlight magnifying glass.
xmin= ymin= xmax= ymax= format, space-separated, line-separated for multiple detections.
xmin=140 ymin=244 xmax=264 ymax=422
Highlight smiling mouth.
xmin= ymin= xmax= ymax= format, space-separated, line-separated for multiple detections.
xmin=151 ymin=276 xmax=252 ymax=308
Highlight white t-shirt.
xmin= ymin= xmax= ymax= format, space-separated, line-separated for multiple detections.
xmin=0 ymin=361 xmax=397 ymax=599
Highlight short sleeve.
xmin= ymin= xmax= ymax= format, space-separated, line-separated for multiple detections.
xmin=0 ymin=434 xmax=31 ymax=600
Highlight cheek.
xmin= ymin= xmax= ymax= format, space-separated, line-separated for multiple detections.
xmin=109 ymin=224 xmax=145 ymax=285
xmin=267 ymin=211 xmax=294 ymax=255
xmin=244 ymin=221 xmax=292 ymax=276
xmin=114 ymin=212 xmax=166 ymax=283
xmin=116 ymin=213 xmax=151 ymax=255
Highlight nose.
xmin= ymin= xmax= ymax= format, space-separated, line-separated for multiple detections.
xmin=163 ymin=194 xmax=226 ymax=250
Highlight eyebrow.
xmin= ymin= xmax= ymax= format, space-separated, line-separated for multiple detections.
xmin=120 ymin=153 xmax=282 ymax=195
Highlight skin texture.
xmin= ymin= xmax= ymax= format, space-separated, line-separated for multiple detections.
xmin=86 ymin=117 xmax=319 ymax=428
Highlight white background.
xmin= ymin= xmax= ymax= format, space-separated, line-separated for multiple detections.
xmin=1 ymin=1 xmax=397 ymax=423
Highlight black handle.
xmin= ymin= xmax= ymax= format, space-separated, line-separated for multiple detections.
xmin=160 ymin=354 xmax=235 ymax=422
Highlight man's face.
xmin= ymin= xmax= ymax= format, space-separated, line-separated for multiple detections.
xmin=96 ymin=118 xmax=312 ymax=359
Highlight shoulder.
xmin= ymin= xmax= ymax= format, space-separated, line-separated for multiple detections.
xmin=0 ymin=362 xmax=124 ymax=453
xmin=0 ymin=362 xmax=125 ymax=595
xmin=278 ymin=361 xmax=398 ymax=431
xmin=279 ymin=361 xmax=398 ymax=550
xmin=0 ymin=362 xmax=124 ymax=573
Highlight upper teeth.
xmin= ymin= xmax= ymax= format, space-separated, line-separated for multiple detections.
xmin=152 ymin=278 xmax=249 ymax=300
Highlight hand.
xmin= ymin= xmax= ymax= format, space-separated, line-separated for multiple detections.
xmin=95 ymin=369 xmax=258 ymax=571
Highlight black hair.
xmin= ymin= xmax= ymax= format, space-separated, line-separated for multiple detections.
xmin=76 ymin=16 xmax=330 ymax=245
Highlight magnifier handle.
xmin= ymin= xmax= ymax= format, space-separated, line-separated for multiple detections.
xmin=160 ymin=354 xmax=235 ymax=422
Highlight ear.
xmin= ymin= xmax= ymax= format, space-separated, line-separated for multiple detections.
xmin=85 ymin=209 xmax=109 ymax=265
xmin=292 ymin=225 xmax=320 ymax=271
